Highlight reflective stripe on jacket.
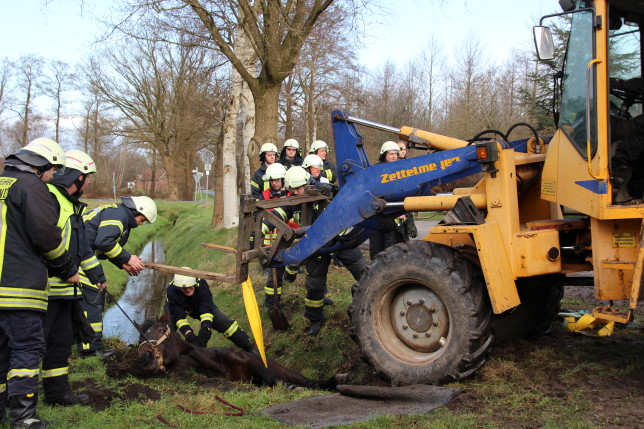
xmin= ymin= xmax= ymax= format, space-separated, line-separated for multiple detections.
xmin=83 ymin=203 xmax=137 ymax=268
xmin=0 ymin=166 xmax=73 ymax=311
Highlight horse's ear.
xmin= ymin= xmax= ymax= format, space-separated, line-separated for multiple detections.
xmin=160 ymin=310 xmax=170 ymax=324
xmin=134 ymin=321 xmax=142 ymax=330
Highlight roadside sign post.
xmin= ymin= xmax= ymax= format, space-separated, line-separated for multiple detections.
xmin=192 ymin=167 xmax=203 ymax=201
xmin=199 ymin=149 xmax=215 ymax=203
xmin=204 ymin=163 xmax=211 ymax=202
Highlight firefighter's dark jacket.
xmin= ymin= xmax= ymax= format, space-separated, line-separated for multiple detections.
xmin=322 ymin=159 xmax=337 ymax=183
xmin=166 ymin=278 xmax=215 ymax=335
xmin=0 ymin=162 xmax=76 ymax=312
xmin=278 ymin=150 xmax=304 ymax=170
xmin=250 ymin=163 xmax=269 ymax=200
xmin=47 ymin=184 xmax=106 ymax=300
xmin=83 ymin=202 xmax=137 ymax=268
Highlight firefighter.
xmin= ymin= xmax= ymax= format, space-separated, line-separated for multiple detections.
xmin=259 ymin=163 xmax=292 ymax=308
xmin=278 ymin=139 xmax=303 ymax=170
xmin=251 ymin=142 xmax=279 ymax=200
xmin=274 ymin=167 xmax=366 ymax=335
xmin=0 ymin=138 xmax=78 ymax=428
xmin=308 ymin=140 xmax=337 ymax=183
xmin=80 ymin=195 xmax=157 ymax=356
xmin=397 ymin=140 xmax=408 ymax=160
xmin=43 ymin=150 xmax=106 ymax=407
xmin=165 ymin=271 xmax=256 ymax=352
xmin=303 ymin=154 xmax=330 ymax=185
xmin=369 ymin=141 xmax=413 ymax=260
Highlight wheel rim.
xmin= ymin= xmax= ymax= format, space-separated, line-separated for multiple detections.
xmin=375 ymin=280 xmax=450 ymax=361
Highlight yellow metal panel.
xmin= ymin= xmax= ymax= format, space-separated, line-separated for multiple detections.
xmin=590 ymin=217 xmax=641 ymax=300
xmin=512 ymin=229 xmax=562 ymax=277
xmin=540 ymin=130 xmax=607 ymax=216
xmin=483 ymin=149 xmax=520 ymax=271
xmin=432 ymin=223 xmax=520 ymax=314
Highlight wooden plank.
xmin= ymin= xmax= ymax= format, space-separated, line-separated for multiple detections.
xmin=201 ymin=243 xmax=238 ymax=254
xmin=143 ymin=262 xmax=237 ymax=284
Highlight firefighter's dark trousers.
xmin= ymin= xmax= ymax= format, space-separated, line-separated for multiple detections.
xmin=264 ymin=266 xmax=285 ymax=308
xmin=42 ymin=299 xmax=74 ymax=401
xmin=78 ymin=286 xmax=104 ymax=353
xmin=304 ymin=248 xmax=366 ymax=322
xmin=0 ymin=311 xmax=45 ymax=418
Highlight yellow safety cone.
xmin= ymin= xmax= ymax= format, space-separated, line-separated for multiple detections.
xmin=597 ymin=321 xmax=615 ymax=337
xmin=573 ymin=313 xmax=598 ymax=331
xmin=241 ymin=276 xmax=268 ymax=367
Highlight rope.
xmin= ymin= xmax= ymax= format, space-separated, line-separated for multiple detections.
xmin=155 ymin=395 xmax=245 ymax=426
xmin=155 ymin=415 xmax=176 ymax=428
xmin=103 ymin=289 xmax=150 ymax=341
xmin=176 ymin=395 xmax=245 ymax=416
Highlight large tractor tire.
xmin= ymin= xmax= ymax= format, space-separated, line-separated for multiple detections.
xmin=349 ymin=241 xmax=494 ymax=386
xmin=492 ymin=275 xmax=564 ymax=343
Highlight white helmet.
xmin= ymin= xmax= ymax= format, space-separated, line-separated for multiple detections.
xmin=283 ymin=138 xmax=300 ymax=150
xmin=121 ymin=195 xmax=157 ymax=223
xmin=284 ymin=166 xmax=310 ymax=190
xmin=303 ymin=154 xmax=324 ymax=170
xmin=172 ymin=268 xmax=198 ymax=288
xmin=65 ymin=150 xmax=96 ymax=174
xmin=12 ymin=138 xmax=66 ymax=168
xmin=309 ymin=140 xmax=329 ymax=154
xmin=380 ymin=141 xmax=401 ymax=155
xmin=259 ymin=142 xmax=278 ymax=161
xmin=265 ymin=162 xmax=287 ymax=180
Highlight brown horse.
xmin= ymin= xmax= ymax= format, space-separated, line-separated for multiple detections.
xmin=137 ymin=313 xmax=343 ymax=389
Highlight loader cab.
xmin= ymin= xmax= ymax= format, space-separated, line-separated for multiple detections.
xmin=535 ymin=0 xmax=644 ymax=215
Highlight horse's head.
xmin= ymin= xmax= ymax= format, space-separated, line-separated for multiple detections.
xmin=137 ymin=321 xmax=178 ymax=373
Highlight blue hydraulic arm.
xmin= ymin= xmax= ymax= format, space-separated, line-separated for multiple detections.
xmin=275 ymin=111 xmax=486 ymax=266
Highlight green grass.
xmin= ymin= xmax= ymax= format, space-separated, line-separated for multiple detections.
xmin=33 ymin=204 xmax=644 ymax=428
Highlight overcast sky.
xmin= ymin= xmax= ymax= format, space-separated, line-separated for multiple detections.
xmin=1 ymin=0 xmax=558 ymax=68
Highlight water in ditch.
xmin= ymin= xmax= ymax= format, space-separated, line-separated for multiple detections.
xmin=103 ymin=238 xmax=170 ymax=345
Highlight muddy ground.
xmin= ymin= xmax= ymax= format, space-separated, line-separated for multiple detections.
xmin=73 ymin=285 xmax=643 ymax=428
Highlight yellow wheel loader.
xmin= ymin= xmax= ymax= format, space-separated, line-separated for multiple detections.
xmin=198 ymin=0 xmax=643 ymax=386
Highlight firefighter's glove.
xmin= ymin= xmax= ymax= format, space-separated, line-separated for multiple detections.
xmin=283 ymin=265 xmax=298 ymax=283
xmin=319 ymin=184 xmax=334 ymax=196
xmin=197 ymin=327 xmax=212 ymax=347
xmin=46 ymin=251 xmax=77 ymax=280
xmin=185 ymin=332 xmax=200 ymax=346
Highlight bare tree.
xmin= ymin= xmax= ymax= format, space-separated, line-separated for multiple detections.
xmin=111 ymin=0 xmax=355 ymax=173
xmin=43 ymin=60 xmax=75 ymax=142
xmin=11 ymin=55 xmax=45 ymax=146
xmin=84 ymin=37 xmax=225 ymax=199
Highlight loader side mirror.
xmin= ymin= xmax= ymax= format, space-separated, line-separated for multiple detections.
xmin=534 ymin=26 xmax=555 ymax=60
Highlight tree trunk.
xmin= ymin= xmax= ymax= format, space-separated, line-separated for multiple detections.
xmin=212 ymin=126 xmax=225 ymax=226
xmin=248 ymin=83 xmax=280 ymax=174
xmin=240 ymin=79 xmax=254 ymax=195
xmin=222 ymin=90 xmax=240 ymax=228
xmin=160 ymin=154 xmax=180 ymax=200
xmin=150 ymin=150 xmax=157 ymax=199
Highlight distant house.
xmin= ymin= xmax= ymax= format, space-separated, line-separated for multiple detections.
xmin=136 ymin=169 xmax=168 ymax=192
